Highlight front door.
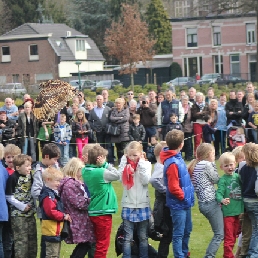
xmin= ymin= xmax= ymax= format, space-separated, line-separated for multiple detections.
xmin=250 ymin=62 xmax=256 ymax=82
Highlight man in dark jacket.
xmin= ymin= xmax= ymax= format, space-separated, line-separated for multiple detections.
xmin=88 ymin=95 xmax=113 ymax=163
xmin=225 ymin=90 xmax=243 ymax=126
xmin=157 ymin=90 xmax=184 ymax=139
xmin=137 ymin=96 xmax=156 ymax=151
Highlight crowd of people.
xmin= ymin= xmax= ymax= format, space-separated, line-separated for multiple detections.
xmin=0 ymin=82 xmax=258 ymax=258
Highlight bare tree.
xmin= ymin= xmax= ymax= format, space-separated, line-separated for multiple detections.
xmin=104 ymin=3 xmax=156 ymax=89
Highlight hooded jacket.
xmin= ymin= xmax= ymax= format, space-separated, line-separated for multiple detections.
xmin=160 ymin=148 xmax=194 ymax=210
xmin=39 ymin=186 xmax=64 ymax=242
xmin=119 ymin=156 xmax=152 ymax=208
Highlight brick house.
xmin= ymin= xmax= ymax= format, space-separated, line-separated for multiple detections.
xmin=0 ymin=23 xmax=105 ymax=85
xmin=171 ymin=13 xmax=257 ymax=81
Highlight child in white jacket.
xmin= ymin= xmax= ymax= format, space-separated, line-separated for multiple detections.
xmin=118 ymin=141 xmax=152 ymax=258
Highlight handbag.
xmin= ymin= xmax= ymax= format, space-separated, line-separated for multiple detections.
xmin=88 ymin=129 xmax=97 ymax=143
xmin=106 ymin=123 xmax=121 ymax=136
xmin=60 ymin=220 xmax=70 ymax=239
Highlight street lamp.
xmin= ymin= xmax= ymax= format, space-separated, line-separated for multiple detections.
xmin=75 ymin=60 xmax=82 ymax=90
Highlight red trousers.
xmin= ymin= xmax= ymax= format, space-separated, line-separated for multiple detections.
xmin=193 ymin=123 xmax=204 ymax=155
xmin=90 ymin=215 xmax=112 ymax=258
xmin=76 ymin=137 xmax=88 ymax=159
xmin=223 ymin=216 xmax=240 ymax=258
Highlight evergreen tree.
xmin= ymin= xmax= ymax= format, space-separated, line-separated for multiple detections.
xmin=145 ymin=0 xmax=172 ymax=54
xmin=43 ymin=0 xmax=68 ymax=24
xmin=3 ymin=0 xmax=41 ymax=28
xmin=69 ymin=0 xmax=110 ymax=59
xmin=109 ymin=0 xmax=140 ymax=21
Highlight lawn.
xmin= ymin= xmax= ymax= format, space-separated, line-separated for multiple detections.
xmin=36 ymin=161 xmax=231 ymax=258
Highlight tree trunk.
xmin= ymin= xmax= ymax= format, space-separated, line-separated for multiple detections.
xmin=130 ymin=73 xmax=134 ymax=91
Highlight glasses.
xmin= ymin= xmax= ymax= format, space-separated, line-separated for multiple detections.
xmin=127 ymin=93 xmax=134 ymax=95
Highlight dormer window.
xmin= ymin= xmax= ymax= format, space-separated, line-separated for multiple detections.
xmin=76 ymin=40 xmax=85 ymax=51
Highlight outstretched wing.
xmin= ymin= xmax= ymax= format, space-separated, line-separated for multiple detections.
xmin=33 ymin=80 xmax=77 ymax=121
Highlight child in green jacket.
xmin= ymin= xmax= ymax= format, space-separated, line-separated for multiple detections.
xmin=82 ymin=145 xmax=120 ymax=258
xmin=216 ymin=152 xmax=244 ymax=258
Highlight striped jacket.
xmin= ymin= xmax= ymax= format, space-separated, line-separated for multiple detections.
xmin=192 ymin=161 xmax=219 ymax=203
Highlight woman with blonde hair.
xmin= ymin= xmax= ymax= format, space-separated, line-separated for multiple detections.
xmin=59 ymin=157 xmax=95 ymax=258
xmin=188 ymin=143 xmax=223 ymax=258
xmin=109 ymin=98 xmax=130 ymax=162
xmin=191 ymin=92 xmax=210 ymax=155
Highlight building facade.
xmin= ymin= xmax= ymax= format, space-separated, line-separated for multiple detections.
xmin=171 ymin=14 xmax=257 ymax=81
xmin=0 ymin=23 xmax=104 ymax=85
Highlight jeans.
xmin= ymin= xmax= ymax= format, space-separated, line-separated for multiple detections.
xmin=143 ymin=126 xmax=156 ymax=151
xmin=57 ymin=143 xmax=69 ymax=166
xmin=199 ymin=200 xmax=224 ymax=258
xmin=23 ymin=137 xmax=36 ymax=161
xmin=69 ymin=142 xmax=77 ymax=158
xmin=244 ymin=201 xmax=258 ymax=257
xmin=170 ymin=208 xmax=192 ymax=258
xmin=0 ymin=222 xmax=4 ymax=258
xmin=183 ymin=132 xmax=193 ymax=160
xmin=2 ymin=221 xmax=13 ymax=258
xmin=123 ymin=219 xmax=148 ymax=258
xmin=96 ymin=132 xmax=113 ymax=163
xmin=214 ymin=130 xmax=226 ymax=156
xmin=252 ymin=129 xmax=258 ymax=143
xmin=115 ymin=142 xmax=129 ymax=162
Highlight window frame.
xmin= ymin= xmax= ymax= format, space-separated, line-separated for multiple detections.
xmin=230 ymin=54 xmax=240 ymax=76
xmin=213 ymin=26 xmax=221 ymax=46
xmin=246 ymin=23 xmax=256 ymax=44
xmin=186 ymin=28 xmax=198 ymax=48
xmin=29 ymin=44 xmax=39 ymax=61
xmin=1 ymin=46 xmax=11 ymax=62
xmin=76 ymin=40 xmax=85 ymax=51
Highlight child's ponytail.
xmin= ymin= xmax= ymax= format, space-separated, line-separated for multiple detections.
xmin=187 ymin=143 xmax=214 ymax=176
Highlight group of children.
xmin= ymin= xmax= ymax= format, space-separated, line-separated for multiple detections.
xmin=1 ymin=127 xmax=258 ymax=258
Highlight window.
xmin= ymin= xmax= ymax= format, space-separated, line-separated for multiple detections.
xmin=213 ymin=27 xmax=221 ymax=46
xmin=2 ymin=46 xmax=10 ymax=55
xmin=1 ymin=46 xmax=11 ymax=62
xmin=12 ymin=74 xmax=19 ymax=83
xmin=246 ymin=23 xmax=256 ymax=44
xmin=230 ymin=54 xmax=240 ymax=75
xmin=29 ymin=44 xmax=39 ymax=61
xmin=214 ymin=55 xmax=223 ymax=74
xmin=76 ymin=40 xmax=85 ymax=51
xmin=174 ymin=1 xmax=190 ymax=17
xmin=30 ymin=45 xmax=38 ymax=55
xmin=187 ymin=28 xmax=197 ymax=48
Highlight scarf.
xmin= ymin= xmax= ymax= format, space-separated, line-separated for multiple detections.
xmin=196 ymin=101 xmax=205 ymax=112
xmin=122 ymin=157 xmax=138 ymax=190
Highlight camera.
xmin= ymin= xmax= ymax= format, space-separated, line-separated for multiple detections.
xmin=142 ymin=101 xmax=146 ymax=104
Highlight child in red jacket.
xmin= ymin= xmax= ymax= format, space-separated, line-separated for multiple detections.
xmin=39 ymin=167 xmax=72 ymax=258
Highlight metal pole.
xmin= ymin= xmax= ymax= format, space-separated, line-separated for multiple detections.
xmin=77 ymin=64 xmax=81 ymax=91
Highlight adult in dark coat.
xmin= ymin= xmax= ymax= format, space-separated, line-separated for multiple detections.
xmin=225 ymin=90 xmax=243 ymax=126
xmin=109 ymin=98 xmax=130 ymax=162
xmin=88 ymin=95 xmax=113 ymax=163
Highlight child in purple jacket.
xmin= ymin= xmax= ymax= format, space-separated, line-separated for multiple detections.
xmin=59 ymin=157 xmax=95 ymax=258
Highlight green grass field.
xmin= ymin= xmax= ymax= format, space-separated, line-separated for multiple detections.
xmin=35 ymin=161 xmax=233 ymax=258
